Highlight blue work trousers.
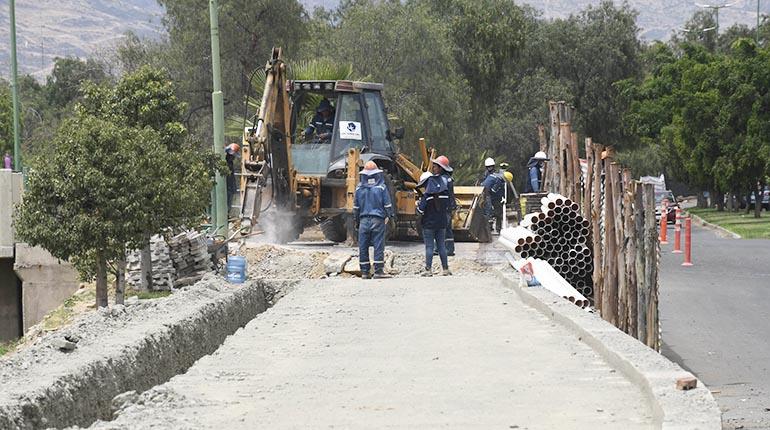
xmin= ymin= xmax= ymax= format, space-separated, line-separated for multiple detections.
xmin=445 ymin=212 xmax=455 ymax=255
xmin=358 ymin=216 xmax=386 ymax=274
xmin=423 ymin=228 xmax=448 ymax=271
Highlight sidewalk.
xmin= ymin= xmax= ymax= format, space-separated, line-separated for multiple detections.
xmin=94 ymin=276 xmax=655 ymax=429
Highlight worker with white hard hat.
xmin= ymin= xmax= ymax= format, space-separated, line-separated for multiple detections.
xmin=354 ymin=161 xmax=394 ymax=279
xmin=524 ymin=151 xmax=550 ymax=193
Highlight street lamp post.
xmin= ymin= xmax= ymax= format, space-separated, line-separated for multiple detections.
xmin=696 ymin=2 xmax=735 ymax=35
xmin=208 ymin=0 xmax=227 ymax=235
xmin=8 ymin=0 xmax=22 ymax=171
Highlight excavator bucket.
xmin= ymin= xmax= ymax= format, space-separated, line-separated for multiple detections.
xmin=451 ymin=186 xmax=492 ymax=243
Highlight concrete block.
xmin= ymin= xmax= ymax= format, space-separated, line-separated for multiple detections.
xmin=323 ymin=252 xmax=352 ymax=274
xmin=51 ymin=338 xmax=77 ymax=351
xmin=0 ymin=170 xmax=23 ymax=258
xmin=14 ymin=243 xmax=79 ymax=332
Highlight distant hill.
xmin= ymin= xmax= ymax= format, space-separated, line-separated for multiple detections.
xmin=1 ymin=0 xmax=768 ymax=81
xmin=0 ymin=0 xmax=164 ymax=80
xmin=300 ymin=0 xmax=769 ymax=41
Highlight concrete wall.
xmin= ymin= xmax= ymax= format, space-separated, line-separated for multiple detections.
xmin=0 ymin=258 xmax=22 ymax=342
xmin=0 ymin=170 xmax=23 ymax=259
xmin=14 ymin=243 xmax=79 ymax=332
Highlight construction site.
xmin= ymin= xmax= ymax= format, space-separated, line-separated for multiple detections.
xmin=0 ymin=50 xmax=724 ymax=427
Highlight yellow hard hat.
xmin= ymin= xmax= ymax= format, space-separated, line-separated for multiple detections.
xmin=504 ymin=171 xmax=513 ymax=182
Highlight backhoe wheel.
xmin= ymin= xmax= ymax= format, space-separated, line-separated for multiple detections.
xmin=320 ymin=216 xmax=347 ymax=243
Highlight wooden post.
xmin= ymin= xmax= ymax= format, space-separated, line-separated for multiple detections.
xmin=635 ymin=183 xmax=648 ymax=341
xmin=559 ymin=122 xmax=571 ymax=198
xmin=623 ymin=170 xmax=637 ymax=336
xmin=610 ymin=162 xmax=625 ymax=330
xmin=584 ymin=138 xmax=593 ymax=221
xmin=570 ymin=131 xmax=581 ymax=206
xmin=547 ymin=102 xmax=560 ymax=192
xmin=602 ymin=159 xmax=618 ymax=326
xmin=537 ymin=123 xmax=547 ymax=153
xmin=591 ymin=143 xmax=604 ymax=313
xmin=642 ymin=183 xmax=658 ymax=348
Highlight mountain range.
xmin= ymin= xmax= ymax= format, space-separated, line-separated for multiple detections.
xmin=1 ymin=0 xmax=769 ymax=80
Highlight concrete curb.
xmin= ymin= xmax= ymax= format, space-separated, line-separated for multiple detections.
xmin=0 ymin=278 xmax=279 ymax=430
xmin=686 ymin=211 xmax=742 ymax=239
xmin=497 ymin=269 xmax=722 ymax=430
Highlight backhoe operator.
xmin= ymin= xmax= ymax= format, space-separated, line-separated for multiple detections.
xmin=304 ymin=98 xmax=335 ymax=142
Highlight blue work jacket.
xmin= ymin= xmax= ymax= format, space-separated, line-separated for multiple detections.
xmin=353 ymin=172 xmax=394 ymax=222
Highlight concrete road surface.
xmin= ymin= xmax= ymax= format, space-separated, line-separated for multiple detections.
xmin=96 ymin=276 xmax=654 ymax=429
xmin=660 ymin=223 xmax=770 ymax=429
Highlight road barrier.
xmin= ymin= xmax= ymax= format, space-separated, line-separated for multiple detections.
xmin=659 ymin=200 xmax=669 ymax=244
xmin=672 ymin=208 xmax=682 ymax=254
xmin=682 ymin=216 xmax=693 ymax=266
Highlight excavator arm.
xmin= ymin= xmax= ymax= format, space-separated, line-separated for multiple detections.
xmin=240 ymin=48 xmax=295 ymax=230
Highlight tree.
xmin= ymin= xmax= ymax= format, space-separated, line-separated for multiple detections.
xmin=671 ymin=10 xmax=718 ymax=53
xmin=522 ymin=1 xmax=642 ymax=148
xmin=0 ymin=83 xmax=13 ymax=154
xmin=324 ymin=0 xmax=468 ymax=158
xmin=428 ymin=0 xmax=527 ymax=114
xmin=45 ymin=57 xmax=108 ymax=112
xmin=15 ymin=117 xmax=164 ymax=307
xmin=15 ymin=68 xmax=219 ymax=307
xmin=155 ymin=0 xmax=307 ymax=130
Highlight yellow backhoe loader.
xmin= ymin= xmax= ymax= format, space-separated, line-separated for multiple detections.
xmin=239 ymin=48 xmax=490 ymax=243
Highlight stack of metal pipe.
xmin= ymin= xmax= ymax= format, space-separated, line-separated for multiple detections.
xmin=502 ymin=193 xmax=594 ymax=302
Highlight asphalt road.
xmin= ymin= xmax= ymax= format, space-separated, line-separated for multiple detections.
xmin=659 ymin=223 xmax=770 ymax=429
xmin=94 ymin=277 xmax=654 ymax=429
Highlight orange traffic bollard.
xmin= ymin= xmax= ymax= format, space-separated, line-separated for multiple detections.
xmin=659 ymin=200 xmax=669 ymax=244
xmin=672 ymin=208 xmax=682 ymax=254
xmin=682 ymin=216 xmax=693 ymax=266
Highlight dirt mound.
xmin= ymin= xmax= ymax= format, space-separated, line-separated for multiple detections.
xmin=245 ymin=244 xmax=329 ymax=280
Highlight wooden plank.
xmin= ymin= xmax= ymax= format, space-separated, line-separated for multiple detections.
xmin=610 ymin=162 xmax=625 ymax=330
xmin=623 ymin=171 xmax=638 ymax=337
xmin=635 ymin=183 xmax=648 ymax=342
xmin=591 ymin=143 xmax=604 ymax=313
xmin=602 ymin=159 xmax=618 ymax=326
xmin=537 ymin=123 xmax=547 ymax=153
xmin=642 ymin=183 xmax=657 ymax=348
xmin=584 ymin=138 xmax=593 ymax=222
xmin=559 ymin=122 xmax=570 ymax=198
xmin=570 ymin=131 xmax=581 ymax=205
xmin=546 ymin=102 xmax=560 ymax=192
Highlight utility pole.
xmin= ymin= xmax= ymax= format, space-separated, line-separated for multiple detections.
xmin=208 ymin=0 xmax=228 ymax=235
xmin=696 ymin=2 xmax=735 ymax=35
xmin=8 ymin=0 xmax=22 ymax=171
xmin=758 ymin=0 xmax=761 ymax=43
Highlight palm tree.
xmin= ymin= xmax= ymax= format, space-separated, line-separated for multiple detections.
xmin=225 ymin=58 xmax=359 ymax=137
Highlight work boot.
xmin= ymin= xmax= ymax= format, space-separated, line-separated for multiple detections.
xmin=373 ymin=272 xmax=391 ymax=279
xmin=420 ymin=269 xmax=433 ymax=277
xmin=442 ymin=268 xmax=453 ymax=276
xmin=361 ymin=272 xmax=371 ymax=280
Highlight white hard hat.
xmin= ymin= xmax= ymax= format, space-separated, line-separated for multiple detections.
xmin=417 ymin=171 xmax=432 ymax=187
xmin=534 ymin=151 xmax=549 ymax=161
xmin=484 ymin=157 xmax=496 ymax=167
